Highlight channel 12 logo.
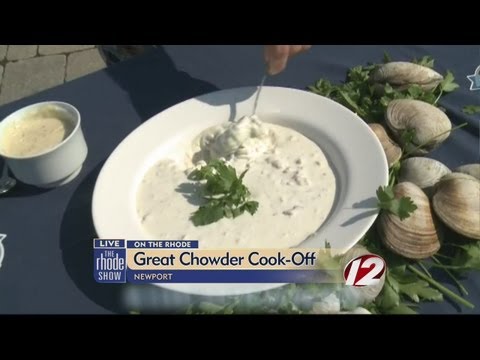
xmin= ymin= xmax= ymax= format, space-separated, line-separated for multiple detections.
xmin=343 ymin=254 xmax=386 ymax=287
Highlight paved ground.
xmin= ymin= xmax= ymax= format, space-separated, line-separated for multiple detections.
xmin=0 ymin=45 xmax=107 ymax=105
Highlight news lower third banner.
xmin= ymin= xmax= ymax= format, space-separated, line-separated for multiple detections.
xmin=93 ymin=239 xmax=341 ymax=284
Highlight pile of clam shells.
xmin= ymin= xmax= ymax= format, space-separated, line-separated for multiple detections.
xmin=368 ymin=61 xmax=480 ymax=260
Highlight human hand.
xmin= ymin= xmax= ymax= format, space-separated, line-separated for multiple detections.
xmin=264 ymin=45 xmax=312 ymax=75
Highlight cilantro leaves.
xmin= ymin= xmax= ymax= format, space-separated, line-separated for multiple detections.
xmin=188 ymin=160 xmax=259 ymax=226
xmin=451 ymin=242 xmax=480 ymax=271
xmin=463 ymin=105 xmax=480 ymax=115
xmin=376 ymin=186 xmax=418 ymax=220
xmin=413 ymin=55 xmax=435 ymax=68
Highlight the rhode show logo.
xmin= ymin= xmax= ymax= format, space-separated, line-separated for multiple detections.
xmin=93 ymin=239 xmax=126 ymax=283
xmin=467 ymin=65 xmax=480 ymax=91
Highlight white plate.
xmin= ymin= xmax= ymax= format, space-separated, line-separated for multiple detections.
xmin=92 ymin=86 xmax=388 ymax=296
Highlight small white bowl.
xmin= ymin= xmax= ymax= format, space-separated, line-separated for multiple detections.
xmin=0 ymin=101 xmax=88 ymax=188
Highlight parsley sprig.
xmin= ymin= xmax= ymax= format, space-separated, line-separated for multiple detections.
xmin=463 ymin=105 xmax=480 ymax=115
xmin=188 ymin=160 xmax=259 ymax=226
xmin=376 ymin=186 xmax=417 ymax=220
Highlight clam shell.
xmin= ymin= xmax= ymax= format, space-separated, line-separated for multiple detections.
xmin=371 ymin=62 xmax=443 ymax=91
xmin=432 ymin=173 xmax=480 ymax=240
xmin=455 ymin=163 xmax=480 ymax=181
xmin=341 ymin=307 xmax=371 ymax=315
xmin=369 ymin=123 xmax=402 ymax=167
xmin=377 ymin=182 xmax=441 ymax=259
xmin=310 ymin=293 xmax=341 ymax=314
xmin=398 ymin=157 xmax=451 ymax=197
xmin=386 ymin=99 xmax=452 ymax=155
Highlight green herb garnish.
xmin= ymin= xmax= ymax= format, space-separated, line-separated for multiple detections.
xmin=376 ymin=185 xmax=418 ymax=220
xmin=462 ymin=105 xmax=480 ymax=115
xmin=413 ymin=55 xmax=435 ymax=68
xmin=188 ymin=159 xmax=259 ymax=226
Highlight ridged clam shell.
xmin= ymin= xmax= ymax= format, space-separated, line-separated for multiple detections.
xmin=432 ymin=173 xmax=480 ymax=240
xmin=398 ymin=157 xmax=451 ymax=197
xmin=369 ymin=123 xmax=402 ymax=167
xmin=377 ymin=182 xmax=441 ymax=259
xmin=455 ymin=164 xmax=480 ymax=181
xmin=386 ymin=99 xmax=452 ymax=155
xmin=371 ymin=62 xmax=443 ymax=91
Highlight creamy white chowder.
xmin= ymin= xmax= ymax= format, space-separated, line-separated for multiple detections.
xmin=137 ymin=116 xmax=336 ymax=249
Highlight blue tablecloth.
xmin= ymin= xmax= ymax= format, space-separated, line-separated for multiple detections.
xmin=0 ymin=45 xmax=478 ymax=314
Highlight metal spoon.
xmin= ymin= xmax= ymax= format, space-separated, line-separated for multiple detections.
xmin=251 ymin=74 xmax=267 ymax=116
xmin=0 ymin=163 xmax=16 ymax=194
